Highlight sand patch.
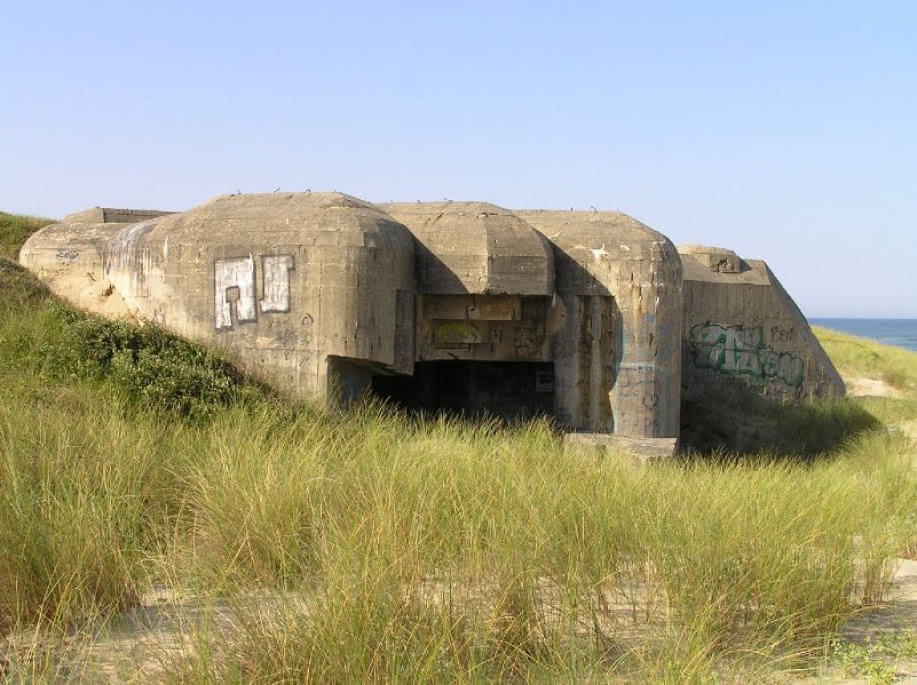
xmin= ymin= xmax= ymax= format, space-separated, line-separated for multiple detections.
xmin=9 ymin=562 xmax=917 ymax=683
xmin=42 ymin=269 xmax=136 ymax=322
xmin=899 ymin=420 xmax=917 ymax=443
xmin=777 ymin=559 xmax=917 ymax=683
xmin=841 ymin=374 xmax=903 ymax=399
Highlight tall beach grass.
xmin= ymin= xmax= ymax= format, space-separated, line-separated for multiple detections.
xmin=1 ymin=218 xmax=917 ymax=680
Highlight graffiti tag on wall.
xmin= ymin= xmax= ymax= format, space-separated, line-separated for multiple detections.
xmin=215 ymin=255 xmax=295 ymax=329
xmin=690 ymin=323 xmax=804 ymax=386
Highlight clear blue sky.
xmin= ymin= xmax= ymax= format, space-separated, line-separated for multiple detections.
xmin=3 ymin=1 xmax=915 ymax=317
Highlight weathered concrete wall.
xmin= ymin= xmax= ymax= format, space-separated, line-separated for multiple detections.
xmin=414 ymin=294 xmax=556 ymax=363
xmin=679 ymin=245 xmax=845 ymax=449
xmin=518 ymin=211 xmax=683 ymax=439
xmin=18 ymin=207 xmax=178 ymax=318
xmin=31 ymin=193 xmax=855 ymax=456
xmin=51 ymin=192 xmax=416 ymax=399
xmin=377 ymin=203 xmax=564 ymax=423
xmin=18 ymin=216 xmax=133 ymax=317
xmin=383 ymin=202 xmax=558 ymax=365
xmin=20 ymin=220 xmax=115 ymax=282
xmin=383 ymin=203 xmax=682 ymax=438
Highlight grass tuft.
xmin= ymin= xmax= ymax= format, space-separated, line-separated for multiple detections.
xmin=0 ymin=211 xmax=54 ymax=260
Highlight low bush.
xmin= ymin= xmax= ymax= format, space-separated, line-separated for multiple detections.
xmin=36 ymin=312 xmax=266 ymax=421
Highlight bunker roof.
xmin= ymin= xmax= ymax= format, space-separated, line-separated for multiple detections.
xmin=146 ymin=192 xmax=412 ymax=250
xmin=62 ymin=207 xmax=174 ymax=224
xmin=383 ymin=201 xmax=554 ymax=296
xmin=678 ymin=245 xmax=771 ymax=285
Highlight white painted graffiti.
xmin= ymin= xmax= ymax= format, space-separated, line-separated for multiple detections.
xmin=690 ymin=323 xmax=804 ymax=386
xmin=260 ymin=255 xmax=295 ymax=313
xmin=214 ymin=256 xmax=256 ymax=329
xmin=214 ymin=254 xmax=295 ymax=329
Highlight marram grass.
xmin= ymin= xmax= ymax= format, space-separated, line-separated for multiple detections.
xmin=2 ymin=218 xmax=917 ymax=680
xmin=2 ymin=390 xmax=915 ymax=680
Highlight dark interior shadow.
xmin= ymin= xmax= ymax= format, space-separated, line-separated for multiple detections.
xmin=373 ymin=235 xmax=588 ymax=427
xmin=372 ymin=360 xmax=556 ymax=424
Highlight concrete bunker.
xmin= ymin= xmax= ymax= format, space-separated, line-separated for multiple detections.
xmin=19 ymin=192 xmax=845 ymax=458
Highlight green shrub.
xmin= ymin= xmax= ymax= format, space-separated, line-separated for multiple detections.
xmin=35 ymin=311 xmax=269 ymax=421
xmin=1 ymin=252 xmax=271 ymax=424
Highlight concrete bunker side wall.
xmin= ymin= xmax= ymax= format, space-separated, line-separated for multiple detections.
xmin=101 ymin=193 xmax=416 ymax=401
xmin=519 ymin=211 xmax=683 ymax=439
xmin=19 ymin=218 xmax=141 ymax=317
xmin=680 ymin=247 xmax=845 ymax=449
xmin=681 ymin=249 xmax=844 ymax=404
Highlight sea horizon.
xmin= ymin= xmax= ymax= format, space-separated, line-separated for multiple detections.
xmin=809 ymin=317 xmax=917 ymax=353
xmin=810 ymin=317 xmax=917 ymax=320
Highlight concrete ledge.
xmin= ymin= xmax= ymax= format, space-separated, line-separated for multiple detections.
xmin=62 ymin=207 xmax=174 ymax=225
xmin=563 ymin=433 xmax=678 ymax=463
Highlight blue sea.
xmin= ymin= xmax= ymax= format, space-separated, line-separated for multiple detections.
xmin=809 ymin=318 xmax=917 ymax=353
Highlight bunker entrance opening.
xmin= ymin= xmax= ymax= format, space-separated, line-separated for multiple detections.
xmin=372 ymin=361 xmax=554 ymax=422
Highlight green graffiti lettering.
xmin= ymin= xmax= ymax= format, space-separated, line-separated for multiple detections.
xmin=434 ymin=321 xmax=480 ymax=344
xmin=690 ymin=323 xmax=804 ymax=387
